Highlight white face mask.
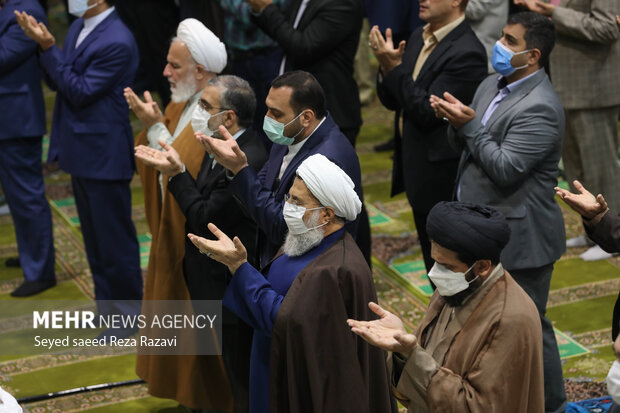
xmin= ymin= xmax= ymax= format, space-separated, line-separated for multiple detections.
xmin=191 ymin=105 xmax=226 ymax=137
xmin=607 ymin=360 xmax=620 ymax=404
xmin=68 ymin=0 xmax=97 ymax=18
xmin=427 ymin=262 xmax=478 ymax=297
xmin=283 ymin=202 xmax=327 ymax=235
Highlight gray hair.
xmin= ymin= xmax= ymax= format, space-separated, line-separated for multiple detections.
xmin=207 ymin=75 xmax=256 ymax=128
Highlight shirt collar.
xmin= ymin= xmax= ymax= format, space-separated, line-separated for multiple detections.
xmin=422 ymin=15 xmax=465 ymax=44
xmin=232 ymin=128 xmax=246 ymax=140
xmin=287 ymin=116 xmax=327 ymax=155
xmin=499 ymin=68 xmax=542 ymax=93
xmin=83 ymin=6 xmax=115 ymax=32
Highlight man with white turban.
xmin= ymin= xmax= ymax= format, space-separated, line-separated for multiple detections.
xmin=124 ymin=19 xmax=234 ymax=412
xmin=188 ymin=154 xmax=397 ymax=413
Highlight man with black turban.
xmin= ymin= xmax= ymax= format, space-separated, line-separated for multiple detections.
xmin=349 ymin=201 xmax=545 ymax=413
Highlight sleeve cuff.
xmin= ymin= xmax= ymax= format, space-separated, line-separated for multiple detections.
xmin=146 ymin=122 xmax=171 ymax=149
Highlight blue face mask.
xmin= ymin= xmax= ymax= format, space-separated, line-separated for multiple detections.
xmin=263 ymin=111 xmax=305 ymax=146
xmin=68 ymin=0 xmax=97 ymax=17
xmin=491 ymin=41 xmax=531 ymax=77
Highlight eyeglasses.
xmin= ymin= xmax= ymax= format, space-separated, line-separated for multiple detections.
xmin=284 ymin=193 xmax=322 ymax=209
xmin=198 ymin=100 xmax=230 ymax=113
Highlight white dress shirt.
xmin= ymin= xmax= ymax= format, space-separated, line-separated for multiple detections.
xmin=75 ymin=6 xmax=115 ymax=48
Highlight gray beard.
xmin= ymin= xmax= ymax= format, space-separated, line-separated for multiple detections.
xmin=282 ymin=210 xmax=325 ymax=257
xmin=170 ymin=75 xmax=198 ymax=103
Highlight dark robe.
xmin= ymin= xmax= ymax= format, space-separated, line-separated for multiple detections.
xmin=224 ymin=230 xmax=396 ymax=413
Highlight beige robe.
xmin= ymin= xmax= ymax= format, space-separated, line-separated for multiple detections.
xmin=134 ymin=101 xmax=233 ymax=411
xmin=389 ymin=265 xmax=544 ymax=413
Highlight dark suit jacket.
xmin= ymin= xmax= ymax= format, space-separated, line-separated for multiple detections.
xmin=252 ymin=0 xmax=363 ymax=132
xmin=40 ymin=10 xmax=138 ymax=180
xmin=585 ymin=211 xmax=620 ymax=341
xmin=229 ymin=115 xmax=363 ymax=266
xmin=0 ymin=0 xmax=46 ymax=140
xmin=168 ymin=128 xmax=268 ymax=321
xmin=377 ymin=20 xmax=487 ymax=212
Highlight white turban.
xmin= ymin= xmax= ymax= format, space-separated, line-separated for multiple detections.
xmin=0 ymin=387 xmax=22 ymax=413
xmin=176 ymin=18 xmax=227 ymax=74
xmin=296 ymin=154 xmax=362 ymax=221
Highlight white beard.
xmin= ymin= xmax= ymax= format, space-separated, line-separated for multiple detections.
xmin=282 ymin=210 xmax=325 ymax=257
xmin=170 ymin=74 xmax=198 ymax=103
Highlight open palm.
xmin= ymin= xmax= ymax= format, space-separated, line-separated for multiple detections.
xmin=348 ymin=302 xmax=417 ymax=354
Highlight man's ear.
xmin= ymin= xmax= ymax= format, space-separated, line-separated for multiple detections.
xmin=528 ymin=48 xmax=542 ymax=66
xmin=223 ymin=110 xmax=237 ymax=129
xmin=195 ymin=64 xmax=206 ymax=80
xmin=322 ymin=206 xmax=336 ymax=223
xmin=300 ymin=109 xmax=315 ymax=128
xmin=474 ymin=259 xmax=493 ymax=277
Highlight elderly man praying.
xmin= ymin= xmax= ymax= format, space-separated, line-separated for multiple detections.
xmin=189 ymin=154 xmax=396 ymax=413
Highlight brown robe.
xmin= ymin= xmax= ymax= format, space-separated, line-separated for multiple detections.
xmin=134 ymin=101 xmax=233 ymax=411
xmin=389 ymin=265 xmax=545 ymax=413
xmin=270 ymin=232 xmax=397 ymax=413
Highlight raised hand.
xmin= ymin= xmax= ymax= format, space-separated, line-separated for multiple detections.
xmin=430 ymin=92 xmax=476 ymax=128
xmin=195 ymin=125 xmax=248 ymax=174
xmin=124 ymin=88 xmax=163 ymax=129
xmin=347 ymin=302 xmax=417 ymax=355
xmin=513 ymin=0 xmax=555 ymax=16
xmin=555 ymin=180 xmax=609 ymax=220
xmin=369 ymin=26 xmax=406 ymax=74
xmin=188 ymin=223 xmax=248 ymax=273
xmin=134 ymin=139 xmax=184 ymax=176
xmin=14 ymin=10 xmax=55 ymax=50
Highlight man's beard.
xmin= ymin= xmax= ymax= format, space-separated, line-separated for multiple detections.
xmin=170 ymin=74 xmax=198 ymax=103
xmin=282 ymin=210 xmax=325 ymax=257
xmin=442 ymin=274 xmax=483 ymax=307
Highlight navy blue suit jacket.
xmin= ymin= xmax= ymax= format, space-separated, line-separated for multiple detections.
xmin=229 ymin=115 xmax=363 ymax=266
xmin=0 ymin=0 xmax=46 ymax=140
xmin=40 ymin=9 xmax=138 ymax=180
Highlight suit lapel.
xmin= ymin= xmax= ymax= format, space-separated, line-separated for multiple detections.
xmin=416 ymin=22 xmax=468 ymax=83
xmin=484 ymin=70 xmax=547 ymax=130
xmin=68 ymin=10 xmax=116 ymax=64
xmin=196 ymin=154 xmax=214 ymax=189
xmin=402 ymin=28 xmax=425 ymax=73
xmin=285 ymin=0 xmax=304 ymax=21
xmin=296 ymin=0 xmax=322 ymax=29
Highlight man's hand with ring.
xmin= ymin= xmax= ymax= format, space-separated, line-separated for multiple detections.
xmin=429 ymin=92 xmax=476 ymax=128
xmin=369 ymin=25 xmax=406 ymax=74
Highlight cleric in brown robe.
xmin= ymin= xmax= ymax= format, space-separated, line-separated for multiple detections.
xmin=189 ymin=153 xmax=397 ymax=413
xmin=348 ymin=201 xmax=545 ymax=413
xmin=125 ymin=19 xmax=233 ymax=412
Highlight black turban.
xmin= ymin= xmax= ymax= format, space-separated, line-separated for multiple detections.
xmin=426 ymin=201 xmax=511 ymax=259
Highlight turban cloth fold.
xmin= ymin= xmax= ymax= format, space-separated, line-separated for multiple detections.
xmin=176 ymin=18 xmax=227 ymax=73
xmin=296 ymin=154 xmax=362 ymax=221
xmin=426 ymin=201 xmax=511 ymax=258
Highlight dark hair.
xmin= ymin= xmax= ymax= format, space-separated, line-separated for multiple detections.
xmin=208 ymin=75 xmax=256 ymax=128
xmin=507 ymin=11 xmax=555 ymax=68
xmin=271 ymin=71 xmax=326 ymax=119
xmin=459 ymin=0 xmax=469 ymax=11
xmin=106 ymin=0 xmax=116 ymax=5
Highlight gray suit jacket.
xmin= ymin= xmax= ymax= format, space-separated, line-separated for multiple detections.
xmin=450 ymin=70 xmax=566 ymax=270
xmin=550 ymin=0 xmax=620 ymax=109
xmin=466 ymin=0 xmax=508 ymax=73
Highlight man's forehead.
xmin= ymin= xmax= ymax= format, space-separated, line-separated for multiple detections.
xmin=503 ymin=23 xmax=526 ymax=40
xmin=168 ymin=40 xmax=193 ymax=62
xmin=200 ymin=85 xmax=220 ymax=104
xmin=266 ymin=86 xmax=293 ymax=112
